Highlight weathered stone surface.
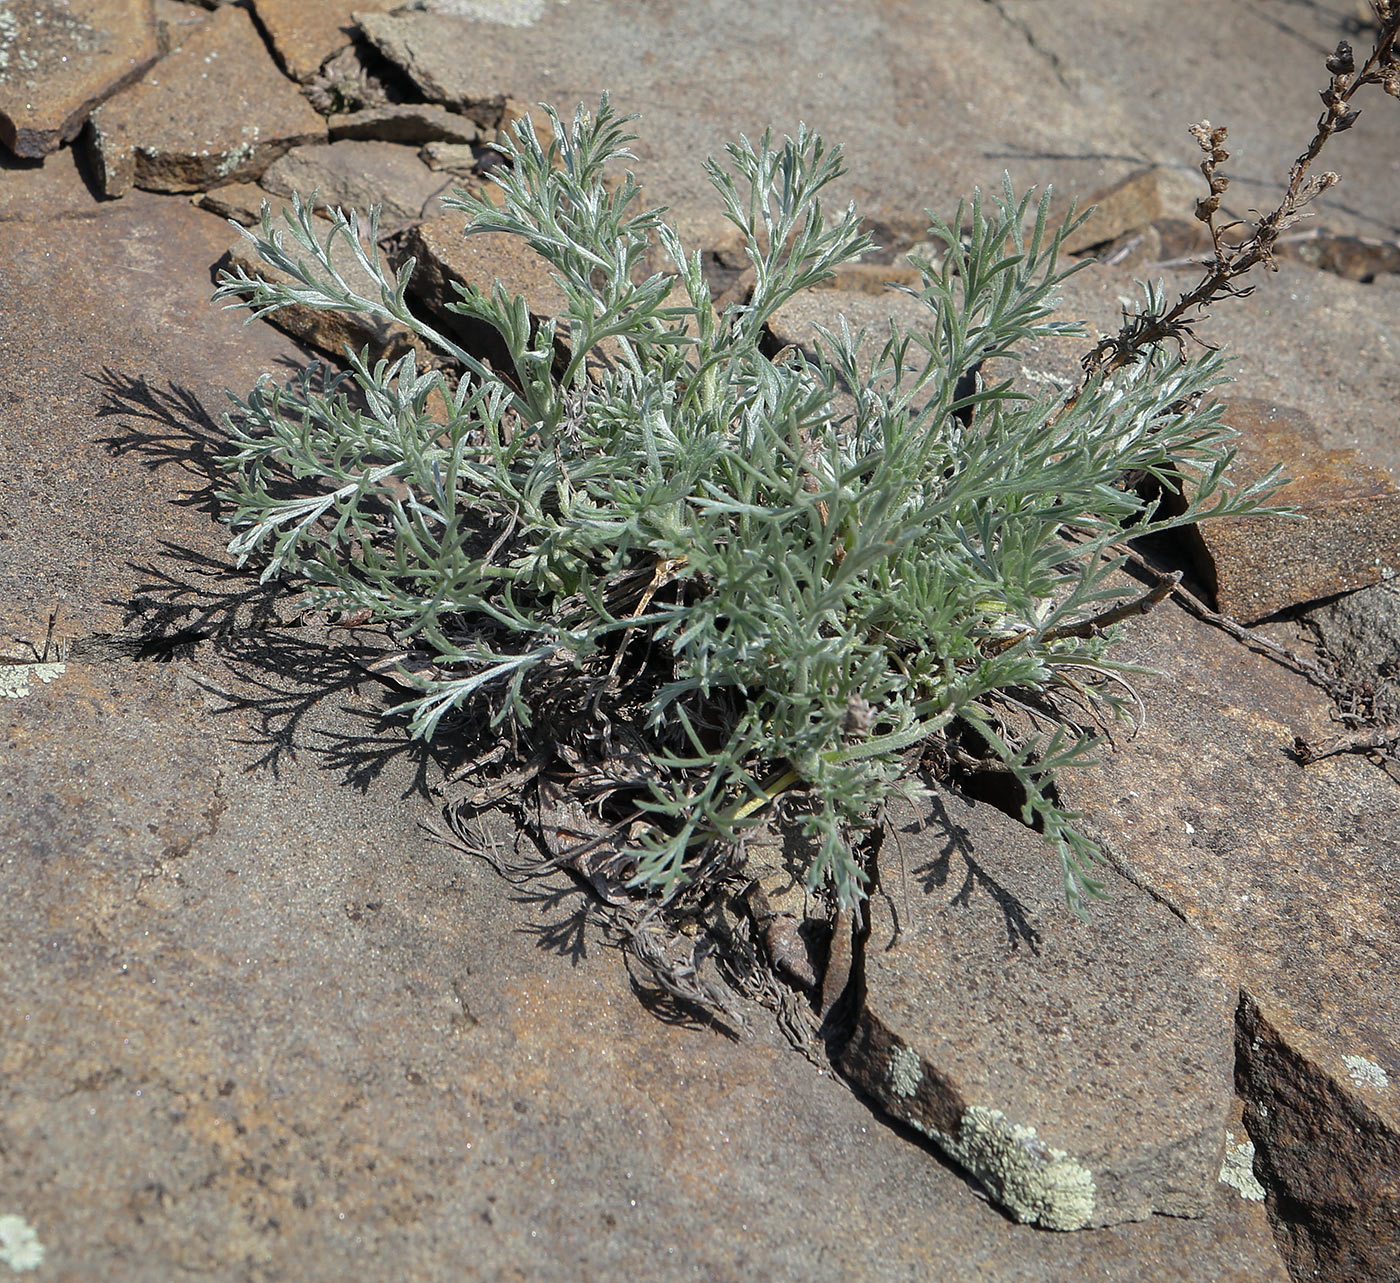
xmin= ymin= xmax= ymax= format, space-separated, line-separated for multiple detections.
xmin=0 ymin=648 xmax=1289 ymax=1281
xmin=993 ymin=0 xmax=1400 ymax=242
xmin=0 ymin=191 xmax=313 ymax=643
xmin=0 ymin=0 xmax=159 ymax=159
xmin=1276 ymin=230 xmax=1400 ymax=282
xmin=1306 ymin=578 xmax=1400 ymax=703
xmin=352 ymin=1 xmax=1150 ymax=242
xmin=329 ymin=102 xmax=480 ymax=145
xmin=0 ymin=144 xmax=99 ymax=218
xmin=221 ymin=214 xmax=415 ymax=361
xmin=195 ymin=178 xmax=270 ymax=224
xmin=1056 ymin=594 xmax=1400 ymax=1281
xmin=152 ymin=0 xmax=207 ymax=53
xmin=251 ymin=0 xmax=400 ymax=83
xmin=1057 ymin=168 xmax=1162 ymax=256
xmin=86 ymin=4 xmax=325 ymax=196
xmin=1188 ymin=262 xmax=1400 ymax=475
xmin=1193 ymin=398 xmax=1400 ymax=621
xmin=402 ymin=210 xmax=568 ymax=343
xmin=420 ymin=140 xmax=478 ymax=173
xmin=767 ymin=286 xmax=933 ymax=359
xmin=840 ymin=782 xmax=1234 ymax=1229
xmin=260 ymin=138 xmax=450 ymax=230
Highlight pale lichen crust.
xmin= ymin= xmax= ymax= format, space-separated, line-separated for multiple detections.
xmin=884 ymin=1046 xmax=1097 ymax=1231
xmin=0 ymin=662 xmax=65 ymax=699
xmin=1219 ymin=1130 xmax=1266 ymax=1201
xmin=0 ymin=1213 xmax=45 ymax=1273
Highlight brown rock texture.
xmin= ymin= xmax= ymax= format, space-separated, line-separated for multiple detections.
xmin=86 ymin=3 xmax=325 ymax=195
xmin=259 ymin=138 xmax=450 ymax=230
xmin=221 ymin=212 xmax=416 ymax=361
xmin=1194 ymin=398 xmax=1400 ymax=621
xmin=251 ymin=0 xmax=400 ymax=83
xmin=328 ymin=102 xmax=480 ymax=144
xmin=403 ymin=210 xmax=569 ymax=345
xmin=839 ymin=783 xmax=1235 ymax=1229
xmin=1056 ymin=588 xmax=1400 ymax=1281
xmin=0 ymin=0 xmax=159 ymax=158
xmin=0 ymin=192 xmax=312 ymax=642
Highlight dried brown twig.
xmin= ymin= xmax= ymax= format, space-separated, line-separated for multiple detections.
xmin=1081 ymin=1 xmax=1400 ymax=380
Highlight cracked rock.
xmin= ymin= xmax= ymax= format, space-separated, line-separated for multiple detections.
xmin=0 ymin=0 xmax=159 ymax=159
xmin=221 ymin=209 xmax=416 ymax=362
xmin=1056 ymin=589 xmax=1400 ymax=1282
xmin=86 ymin=3 xmax=325 ymax=196
xmin=250 ymin=0 xmax=400 ymax=83
xmin=1193 ymin=398 xmax=1400 ymax=622
xmin=837 ymin=779 xmax=1235 ymax=1229
xmin=329 ymin=102 xmax=480 ymax=145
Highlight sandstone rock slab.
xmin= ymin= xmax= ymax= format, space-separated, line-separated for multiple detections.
xmin=1056 ymin=594 xmax=1400 ymax=1281
xmin=0 ymin=144 xmax=99 ymax=218
xmin=328 ymin=102 xmax=480 ymax=145
xmin=221 ymin=212 xmax=416 ymax=361
xmin=0 ymin=191 xmax=314 ymax=644
xmin=0 ymin=0 xmax=159 ymax=159
xmin=402 ymin=210 xmax=568 ymax=349
xmin=1192 ymin=398 xmax=1400 ymax=621
xmin=351 ymin=0 xmax=1147 ymax=249
xmin=993 ymin=0 xmax=1400 ymax=241
xmin=86 ymin=3 xmax=325 ymax=196
xmin=260 ymin=138 xmax=450 ymax=230
xmin=0 ymin=646 xmax=1288 ymax=1281
xmin=839 ymin=782 xmax=1235 ymax=1229
xmin=251 ymin=0 xmax=400 ymax=83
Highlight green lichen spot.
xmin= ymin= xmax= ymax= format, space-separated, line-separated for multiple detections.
xmin=0 ymin=662 xmax=65 ymax=699
xmin=0 ymin=1213 xmax=45 ymax=1272
xmin=1219 ymin=1130 xmax=1265 ymax=1201
xmin=888 ymin=1044 xmax=923 ymax=1098
xmin=905 ymin=1105 xmax=1096 ymax=1230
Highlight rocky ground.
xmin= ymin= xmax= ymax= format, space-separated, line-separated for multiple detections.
xmin=2 ymin=2 xmax=1399 ymax=1280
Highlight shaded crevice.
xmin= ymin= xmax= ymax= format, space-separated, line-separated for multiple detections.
xmin=1234 ymin=989 xmax=1400 ymax=1283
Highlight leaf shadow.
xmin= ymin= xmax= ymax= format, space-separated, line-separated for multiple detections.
xmin=899 ymin=785 xmax=1043 ymax=955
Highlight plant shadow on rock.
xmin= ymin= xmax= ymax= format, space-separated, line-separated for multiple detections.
xmin=90 ymin=368 xmax=473 ymax=799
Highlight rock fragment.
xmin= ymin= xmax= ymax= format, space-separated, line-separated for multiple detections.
xmin=837 ymin=781 xmax=1235 ymax=1229
xmin=402 ymin=210 xmax=569 ymax=346
xmin=354 ymin=11 xmax=507 ymax=120
xmin=1192 ymin=398 xmax=1400 ymax=621
xmin=250 ymin=0 xmax=400 ymax=83
xmin=221 ymin=210 xmax=416 ymax=361
xmin=329 ymin=102 xmax=480 ymax=145
xmin=0 ymin=0 xmax=159 ymax=159
xmin=260 ymin=138 xmax=450 ymax=230
xmin=86 ymin=4 xmax=325 ymax=196
xmin=1056 ymin=590 xmax=1400 ymax=1282
xmin=1056 ymin=168 xmax=1163 ymax=256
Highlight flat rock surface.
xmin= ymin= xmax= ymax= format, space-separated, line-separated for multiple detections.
xmin=402 ymin=211 xmax=569 ymax=345
xmin=0 ymin=0 xmax=159 ymax=158
xmin=842 ymin=782 xmax=1235 ymax=1228
xmin=0 ymin=648 xmax=1288 ymax=1282
xmin=354 ymin=1 xmax=1136 ymax=248
xmin=328 ymin=102 xmax=480 ymax=145
xmin=993 ymin=0 xmax=1400 ymax=241
xmin=1056 ymin=591 xmax=1400 ymax=1280
xmin=0 ymin=192 xmax=314 ymax=644
xmin=260 ymin=139 xmax=450 ymax=230
xmin=86 ymin=3 xmax=325 ymax=196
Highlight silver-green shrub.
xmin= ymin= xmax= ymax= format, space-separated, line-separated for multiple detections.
xmin=214 ymin=97 xmax=1279 ymax=913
